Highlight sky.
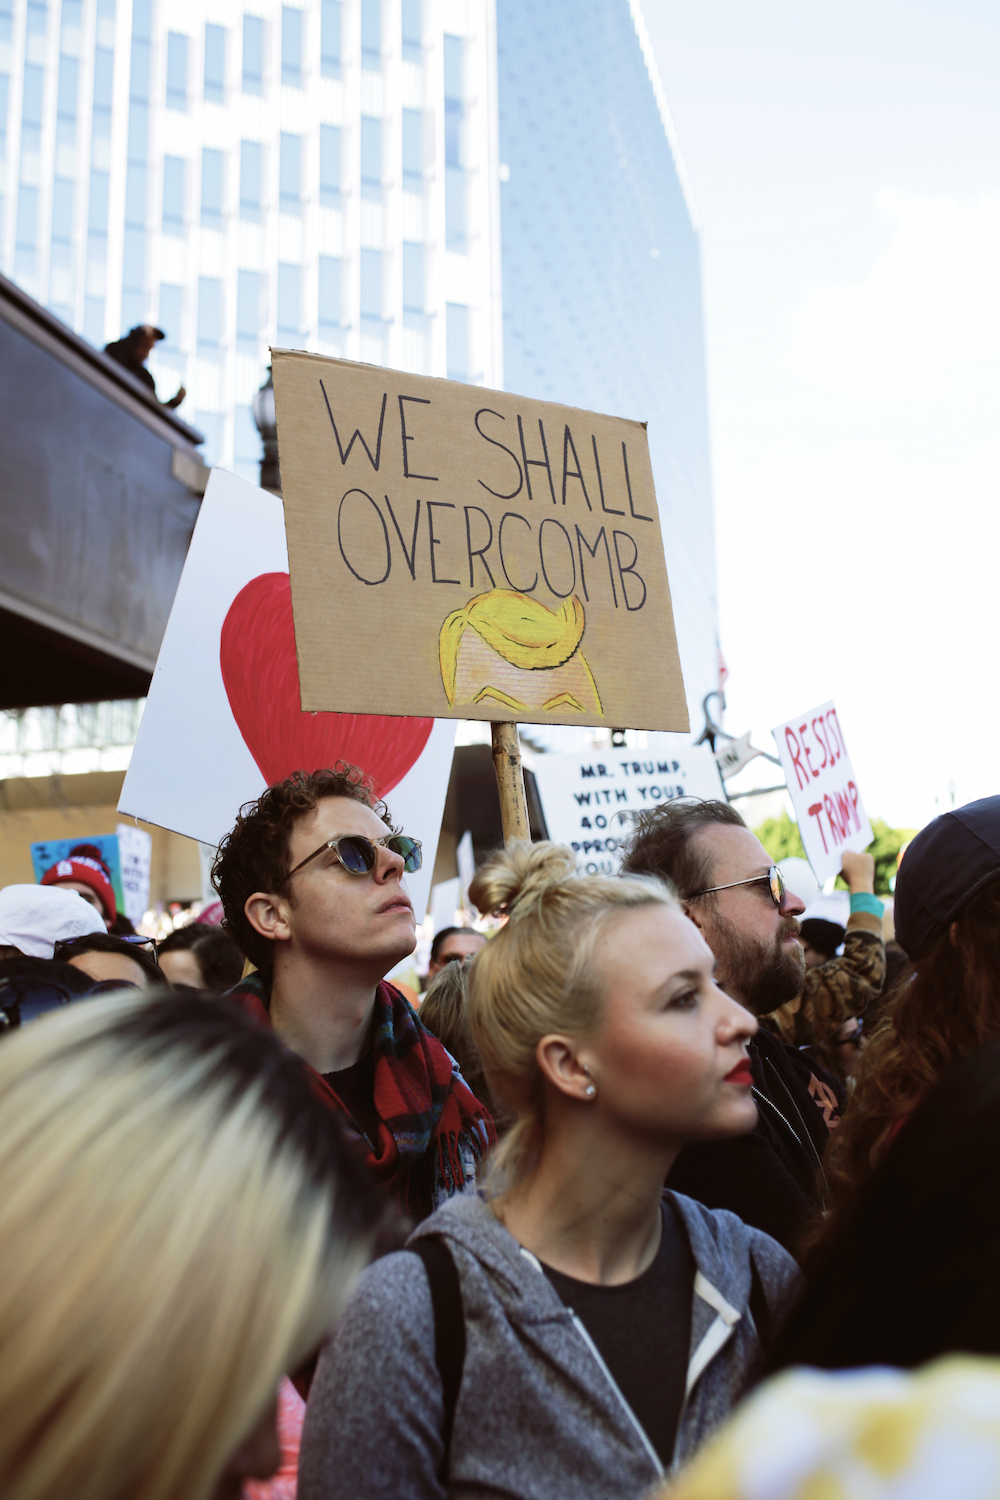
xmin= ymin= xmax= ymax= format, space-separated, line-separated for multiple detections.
xmin=642 ymin=0 xmax=1000 ymax=831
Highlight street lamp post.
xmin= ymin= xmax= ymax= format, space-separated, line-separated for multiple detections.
xmin=251 ymin=367 xmax=281 ymax=494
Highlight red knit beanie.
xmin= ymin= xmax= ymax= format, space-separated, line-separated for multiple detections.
xmin=40 ymin=844 xmax=117 ymax=924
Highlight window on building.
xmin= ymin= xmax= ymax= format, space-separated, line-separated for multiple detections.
xmin=124 ymin=160 xmax=146 ymax=226
xmin=239 ymin=138 xmax=262 ymax=221
xmin=158 ymin=282 xmax=182 ymax=350
xmin=402 ymin=241 xmax=423 ymax=312
xmin=93 ymin=46 xmax=113 ymax=110
xmin=201 ymin=147 xmax=223 ymax=226
xmin=87 ymin=167 xmax=109 ymax=231
xmin=281 ymin=7 xmax=302 ymax=87
xmin=402 ymin=108 xmax=422 ymax=189
xmin=51 ymin=177 xmax=73 ymax=239
xmin=234 ymin=404 xmax=262 ymax=481
xmin=194 ymin=410 xmax=225 ymax=466
xmin=447 ymin=301 xmax=468 ymax=380
xmin=360 ymin=116 xmax=380 ymax=187
xmin=318 ymin=255 xmax=340 ymax=329
xmin=162 ymin=156 xmax=185 ymax=234
xmin=197 ymin=275 xmax=224 ymax=346
xmin=236 ymin=268 xmax=262 ymax=350
xmin=122 ymin=224 xmax=145 ymax=290
xmin=60 ymin=0 xmax=82 ymax=55
xmin=321 ymin=0 xmax=340 ymax=78
xmin=277 ymin=262 xmax=300 ymax=334
xmin=361 ymin=0 xmax=379 ymax=68
xmin=444 ymin=34 xmax=465 ymax=250
xmin=279 ymin=132 xmax=300 ymax=214
xmin=166 ymin=32 xmax=188 ymax=110
xmin=204 ymin=23 xmax=225 ymax=102
xmin=401 ymin=0 xmax=420 ymax=62
xmin=360 ymin=248 xmax=381 ymax=318
xmin=242 ymin=14 xmax=263 ymax=95
xmin=56 ymin=55 xmax=78 ymax=118
xmin=319 ymin=124 xmax=340 ymax=205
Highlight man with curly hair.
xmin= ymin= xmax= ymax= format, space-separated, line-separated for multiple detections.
xmin=214 ymin=764 xmax=495 ymax=1222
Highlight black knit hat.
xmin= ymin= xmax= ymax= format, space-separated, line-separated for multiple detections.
xmin=799 ymin=918 xmax=845 ymax=960
xmin=893 ymin=795 xmax=1000 ymax=960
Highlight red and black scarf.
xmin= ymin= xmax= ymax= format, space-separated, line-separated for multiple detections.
xmin=231 ymin=973 xmax=496 ymax=1220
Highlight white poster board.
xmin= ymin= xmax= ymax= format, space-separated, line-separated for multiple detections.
xmin=772 ymin=700 xmax=873 ymax=885
xmin=532 ymin=740 xmax=726 ymax=876
xmin=115 ymin=823 xmax=153 ymax=926
xmin=118 ymin=470 xmax=457 ymax=924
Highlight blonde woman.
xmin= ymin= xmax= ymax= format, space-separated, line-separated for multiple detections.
xmin=0 ymin=990 xmax=382 ymax=1500
xmin=300 ymin=844 xmax=800 ymax=1500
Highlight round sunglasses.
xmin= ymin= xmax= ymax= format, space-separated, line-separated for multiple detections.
xmin=287 ymin=833 xmax=423 ymax=880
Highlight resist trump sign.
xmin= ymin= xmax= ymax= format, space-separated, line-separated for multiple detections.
xmin=772 ymin=700 xmax=873 ymax=885
xmin=271 ymin=351 xmax=688 ymax=731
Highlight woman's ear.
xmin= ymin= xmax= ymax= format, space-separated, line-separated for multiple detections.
xmin=535 ymin=1034 xmax=594 ymax=1104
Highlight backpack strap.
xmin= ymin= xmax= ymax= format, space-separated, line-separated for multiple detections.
xmin=748 ymin=1254 xmax=772 ymax=1351
xmin=410 ymin=1237 xmax=466 ymax=1486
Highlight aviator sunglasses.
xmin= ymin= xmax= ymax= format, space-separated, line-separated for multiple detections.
xmin=287 ymin=833 xmax=423 ymax=879
xmin=685 ymin=863 xmax=786 ymax=909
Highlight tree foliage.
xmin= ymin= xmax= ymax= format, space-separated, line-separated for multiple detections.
xmin=753 ymin=811 xmax=917 ymax=895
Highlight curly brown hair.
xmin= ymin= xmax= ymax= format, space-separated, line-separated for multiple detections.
xmin=811 ymin=876 xmax=1000 ymax=1260
xmin=212 ymin=765 xmax=396 ymax=974
xmin=621 ymin=799 xmax=746 ymax=898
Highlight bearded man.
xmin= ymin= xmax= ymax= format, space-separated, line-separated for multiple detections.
xmin=623 ymin=801 xmax=843 ymax=1252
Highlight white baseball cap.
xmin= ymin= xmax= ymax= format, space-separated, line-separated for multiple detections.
xmin=0 ymin=884 xmax=106 ymax=959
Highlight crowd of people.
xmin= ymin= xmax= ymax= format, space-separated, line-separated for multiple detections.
xmin=2 ymin=764 xmax=1000 ymax=1500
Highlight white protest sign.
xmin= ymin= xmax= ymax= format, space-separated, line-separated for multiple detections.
xmin=532 ymin=740 xmax=725 ymax=876
xmin=118 ymin=469 xmax=457 ymax=924
xmin=115 ymin=823 xmax=153 ymax=926
xmin=772 ymin=700 xmax=873 ymax=885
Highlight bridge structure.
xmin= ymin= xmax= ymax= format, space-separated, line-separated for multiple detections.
xmin=0 ymin=273 xmax=209 ymax=709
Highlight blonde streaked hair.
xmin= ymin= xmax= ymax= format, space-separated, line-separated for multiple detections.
xmin=467 ymin=841 xmax=678 ymax=1188
xmin=438 ymin=589 xmax=589 ymax=706
xmin=0 ymin=990 xmax=381 ymax=1500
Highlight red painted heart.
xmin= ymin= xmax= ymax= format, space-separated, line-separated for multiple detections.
xmin=220 ymin=571 xmax=433 ymax=796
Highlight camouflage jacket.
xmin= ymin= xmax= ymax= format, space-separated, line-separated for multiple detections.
xmin=765 ymin=909 xmax=885 ymax=1048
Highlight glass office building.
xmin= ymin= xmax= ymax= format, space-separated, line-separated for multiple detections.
xmin=0 ymin=0 xmax=718 ymax=722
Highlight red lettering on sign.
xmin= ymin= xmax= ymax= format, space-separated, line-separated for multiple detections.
xmin=812 ymin=717 xmax=830 ymax=771
xmin=848 ymin=780 xmax=861 ymax=830
xmin=826 ymin=709 xmax=843 ymax=760
xmin=808 ymin=802 xmax=829 ymax=853
xmin=824 ymin=793 xmax=845 ymax=844
xmin=785 ymin=727 xmax=809 ymax=790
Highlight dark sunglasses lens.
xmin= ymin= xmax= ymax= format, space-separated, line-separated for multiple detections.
xmin=338 ymin=836 xmax=377 ymax=873
xmin=770 ymin=867 xmax=784 ymax=906
xmin=389 ymin=837 xmax=422 ymax=873
xmin=7 ymin=986 xmax=74 ymax=1026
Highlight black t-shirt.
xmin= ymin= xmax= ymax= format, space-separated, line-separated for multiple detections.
xmin=539 ymin=1201 xmax=695 ymax=1466
xmin=323 ymin=1047 xmax=380 ymax=1149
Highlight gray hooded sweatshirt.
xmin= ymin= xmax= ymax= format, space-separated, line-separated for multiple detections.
xmin=299 ymin=1191 xmax=800 ymax=1500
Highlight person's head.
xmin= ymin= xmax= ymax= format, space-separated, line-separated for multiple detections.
xmin=799 ymin=918 xmax=845 ymax=971
xmin=466 ymin=841 xmax=758 ymax=1189
xmin=158 ymin=923 xmax=245 ymax=990
xmin=55 ymin=931 xmax=160 ymax=989
xmin=769 ymin=1039 xmax=1000 ymax=1375
xmin=213 ymin=766 xmax=420 ymax=981
xmin=40 ymin=844 xmax=117 ymax=929
xmin=623 ymin=800 xmax=807 ymax=1016
xmin=427 ymin=925 xmax=486 ymax=978
xmin=419 ymin=956 xmax=508 ymax=1125
xmin=0 ymin=990 xmax=382 ymax=1500
xmin=0 ymin=882 xmax=105 ymax=960
xmin=125 ymin=323 xmax=164 ymax=362
xmin=0 ymin=955 xmax=94 ymax=1028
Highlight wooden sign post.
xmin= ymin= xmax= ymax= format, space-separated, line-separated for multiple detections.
xmin=491 ymin=721 xmax=530 ymax=845
xmin=269 ymin=352 xmax=691 ymax=848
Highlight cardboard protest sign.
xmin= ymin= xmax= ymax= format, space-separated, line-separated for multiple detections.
xmin=271 ymin=351 xmax=688 ymax=731
xmin=531 ymin=740 xmax=725 ymax=876
xmin=772 ymin=701 xmax=873 ymax=885
xmin=118 ymin=469 xmax=457 ymax=924
xmin=31 ymin=834 xmax=124 ymax=916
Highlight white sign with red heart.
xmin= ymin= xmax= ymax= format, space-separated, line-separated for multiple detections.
xmin=118 ymin=468 xmax=457 ymax=922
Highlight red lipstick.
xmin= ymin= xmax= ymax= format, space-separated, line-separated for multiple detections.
xmin=724 ymin=1059 xmax=754 ymax=1087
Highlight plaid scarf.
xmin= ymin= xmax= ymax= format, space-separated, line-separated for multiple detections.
xmin=230 ymin=973 xmax=496 ymax=1220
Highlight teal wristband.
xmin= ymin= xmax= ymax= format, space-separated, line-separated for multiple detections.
xmin=850 ymin=891 xmax=884 ymax=920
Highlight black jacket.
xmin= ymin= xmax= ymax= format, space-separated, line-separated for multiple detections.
xmin=666 ymin=1027 xmax=844 ymax=1254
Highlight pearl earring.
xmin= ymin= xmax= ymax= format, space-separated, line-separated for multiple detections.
xmin=585 ymin=1083 xmax=596 ymax=1098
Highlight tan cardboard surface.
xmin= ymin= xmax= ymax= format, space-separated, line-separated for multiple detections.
xmin=272 ymin=351 xmax=689 ymax=730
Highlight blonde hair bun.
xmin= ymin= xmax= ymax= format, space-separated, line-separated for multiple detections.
xmin=468 ymin=840 xmax=578 ymax=921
